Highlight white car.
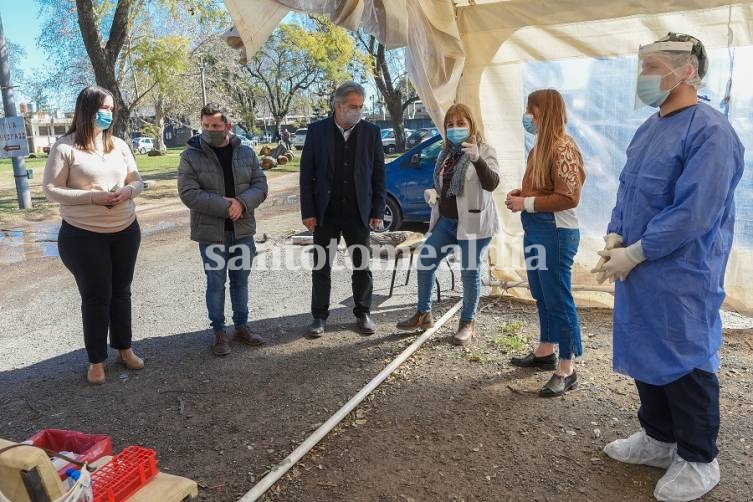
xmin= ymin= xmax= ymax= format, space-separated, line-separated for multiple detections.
xmin=381 ymin=128 xmax=413 ymax=154
xmin=292 ymin=128 xmax=307 ymax=150
xmin=132 ymin=137 xmax=153 ymax=154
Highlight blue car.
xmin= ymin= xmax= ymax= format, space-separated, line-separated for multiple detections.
xmin=383 ymin=134 xmax=443 ymax=231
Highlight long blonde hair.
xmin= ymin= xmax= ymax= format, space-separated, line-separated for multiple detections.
xmin=527 ymin=89 xmax=567 ymax=190
xmin=443 ymin=103 xmax=484 ymax=151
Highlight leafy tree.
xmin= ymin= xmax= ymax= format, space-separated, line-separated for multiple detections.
xmin=194 ymin=35 xmax=263 ymax=131
xmin=245 ymin=16 xmax=364 ymax=133
xmin=130 ymin=36 xmax=191 ymax=150
xmin=36 ymin=0 xmax=226 ymax=137
xmin=356 ymin=34 xmax=419 ymax=152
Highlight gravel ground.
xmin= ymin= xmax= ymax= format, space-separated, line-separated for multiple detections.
xmin=1 ymin=172 xmax=751 ymax=501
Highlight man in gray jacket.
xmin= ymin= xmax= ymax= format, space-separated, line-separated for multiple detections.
xmin=178 ymin=103 xmax=268 ymax=355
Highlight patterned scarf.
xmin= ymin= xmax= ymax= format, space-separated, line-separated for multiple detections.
xmin=433 ymin=146 xmax=471 ymax=198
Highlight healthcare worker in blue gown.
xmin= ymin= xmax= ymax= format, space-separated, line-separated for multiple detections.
xmin=591 ymin=33 xmax=744 ymax=502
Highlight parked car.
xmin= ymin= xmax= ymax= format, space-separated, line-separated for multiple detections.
xmin=131 ymin=137 xmax=154 ymax=154
xmin=381 ymin=128 xmax=396 ymax=153
xmin=236 ymin=134 xmax=254 ymax=148
xmin=292 ymin=128 xmax=307 ymax=150
xmin=381 ymin=128 xmax=415 ymax=154
xmin=406 ymin=127 xmax=440 ymax=148
xmin=383 ymin=134 xmax=443 ymax=231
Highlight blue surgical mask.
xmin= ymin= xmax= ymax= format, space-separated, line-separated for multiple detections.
xmin=522 ymin=113 xmax=537 ymax=135
xmin=446 ymin=127 xmax=469 ymax=145
xmin=95 ymin=110 xmax=113 ymax=130
xmin=636 ymin=70 xmax=682 ymax=108
xmin=636 ymin=74 xmax=670 ymax=107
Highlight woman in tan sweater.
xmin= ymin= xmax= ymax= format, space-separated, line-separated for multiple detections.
xmin=43 ymin=85 xmax=144 ymax=384
xmin=505 ymin=89 xmax=586 ymax=397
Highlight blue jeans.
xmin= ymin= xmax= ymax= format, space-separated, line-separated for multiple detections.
xmin=199 ymin=231 xmax=256 ymax=333
xmin=521 ymin=212 xmax=582 ymax=360
xmin=417 ymin=217 xmax=492 ymax=322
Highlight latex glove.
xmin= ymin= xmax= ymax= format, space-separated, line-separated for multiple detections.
xmin=424 ymin=188 xmax=438 ymax=207
xmin=590 ymin=233 xmax=623 ymax=284
xmin=461 ymin=141 xmax=480 ymax=162
xmin=598 ymin=242 xmax=645 ymax=282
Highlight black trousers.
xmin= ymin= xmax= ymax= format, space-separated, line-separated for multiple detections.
xmin=311 ymin=212 xmax=372 ymax=320
xmin=58 ymin=219 xmax=141 ymax=363
xmin=636 ymin=368 xmax=720 ymax=463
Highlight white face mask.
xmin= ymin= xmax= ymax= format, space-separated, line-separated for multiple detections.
xmin=339 ymin=106 xmax=362 ymax=128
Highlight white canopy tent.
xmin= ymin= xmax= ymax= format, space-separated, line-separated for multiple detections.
xmin=224 ymin=0 xmax=753 ymax=314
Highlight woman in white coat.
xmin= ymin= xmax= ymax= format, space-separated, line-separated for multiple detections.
xmin=397 ymin=104 xmax=500 ymax=345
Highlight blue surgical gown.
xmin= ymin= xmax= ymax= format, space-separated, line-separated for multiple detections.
xmin=607 ymin=103 xmax=745 ymax=385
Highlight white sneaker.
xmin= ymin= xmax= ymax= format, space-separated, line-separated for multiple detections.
xmin=654 ymin=456 xmax=720 ymax=501
xmin=603 ymin=429 xmax=676 ymax=469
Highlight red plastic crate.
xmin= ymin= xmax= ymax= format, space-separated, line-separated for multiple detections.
xmin=91 ymin=446 xmax=159 ymax=502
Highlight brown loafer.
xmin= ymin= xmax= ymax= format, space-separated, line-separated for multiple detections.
xmin=87 ymin=363 xmax=105 ymax=385
xmin=212 ymin=331 xmax=231 ymax=356
xmin=452 ymin=320 xmax=474 ymax=346
xmin=235 ymin=325 xmax=266 ymax=346
xmin=118 ymin=348 xmax=144 ymax=370
xmin=396 ymin=311 xmax=434 ymax=331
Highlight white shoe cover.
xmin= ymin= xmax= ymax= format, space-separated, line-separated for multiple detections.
xmin=654 ymin=457 xmax=720 ymax=502
xmin=603 ymin=429 xmax=676 ymax=469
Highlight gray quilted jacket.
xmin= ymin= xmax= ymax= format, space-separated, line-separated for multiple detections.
xmin=178 ymin=134 xmax=268 ymax=244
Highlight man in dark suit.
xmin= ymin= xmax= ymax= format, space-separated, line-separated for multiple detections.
xmin=300 ymin=81 xmax=386 ymax=336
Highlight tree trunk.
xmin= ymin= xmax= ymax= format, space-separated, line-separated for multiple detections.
xmin=153 ymin=94 xmax=165 ymax=152
xmin=273 ymin=116 xmax=284 ymax=142
xmin=75 ymin=0 xmax=132 ymax=139
xmin=385 ymin=95 xmax=405 ymax=153
xmin=362 ymin=36 xmax=417 ymax=153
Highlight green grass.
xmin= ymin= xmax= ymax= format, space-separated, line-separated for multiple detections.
xmin=491 ymin=321 xmax=529 ymax=353
xmin=0 ymin=144 xmax=300 ymax=226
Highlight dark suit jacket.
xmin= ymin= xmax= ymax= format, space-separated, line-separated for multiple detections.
xmin=299 ymin=117 xmax=386 ymax=226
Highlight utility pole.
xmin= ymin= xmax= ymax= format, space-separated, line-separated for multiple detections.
xmin=198 ymin=59 xmax=207 ymax=106
xmin=0 ymin=13 xmax=31 ymax=209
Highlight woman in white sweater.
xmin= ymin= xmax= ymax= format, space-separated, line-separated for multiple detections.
xmin=397 ymin=103 xmax=501 ymax=345
xmin=43 ymin=85 xmax=144 ymax=384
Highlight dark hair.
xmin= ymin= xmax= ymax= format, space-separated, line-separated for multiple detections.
xmin=67 ymin=85 xmax=116 ymax=153
xmin=200 ymin=103 xmax=229 ymax=123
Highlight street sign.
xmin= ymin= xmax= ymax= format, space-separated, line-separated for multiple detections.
xmin=0 ymin=116 xmax=29 ymax=158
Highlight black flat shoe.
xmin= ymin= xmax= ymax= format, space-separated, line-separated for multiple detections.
xmin=539 ymin=371 xmax=578 ymax=398
xmin=357 ymin=314 xmax=376 ymax=335
xmin=308 ymin=318 xmax=326 ymax=338
xmin=510 ymin=352 xmax=557 ymax=371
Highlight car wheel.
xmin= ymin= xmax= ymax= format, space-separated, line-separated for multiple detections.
xmin=383 ymin=197 xmax=403 ymax=232
xmin=139 ymin=147 xmax=147 ymax=154
xmin=386 ymin=145 xmax=396 ymax=154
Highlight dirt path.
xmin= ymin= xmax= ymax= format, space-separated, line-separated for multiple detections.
xmin=262 ymin=301 xmax=753 ymax=502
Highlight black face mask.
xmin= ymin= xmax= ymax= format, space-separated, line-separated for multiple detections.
xmin=202 ymin=130 xmax=227 ymax=147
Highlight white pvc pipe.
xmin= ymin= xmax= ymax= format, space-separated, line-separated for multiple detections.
xmin=238 ymin=300 xmax=464 ymax=502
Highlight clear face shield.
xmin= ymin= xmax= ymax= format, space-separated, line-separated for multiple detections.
xmin=635 ymin=40 xmax=695 ymax=109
